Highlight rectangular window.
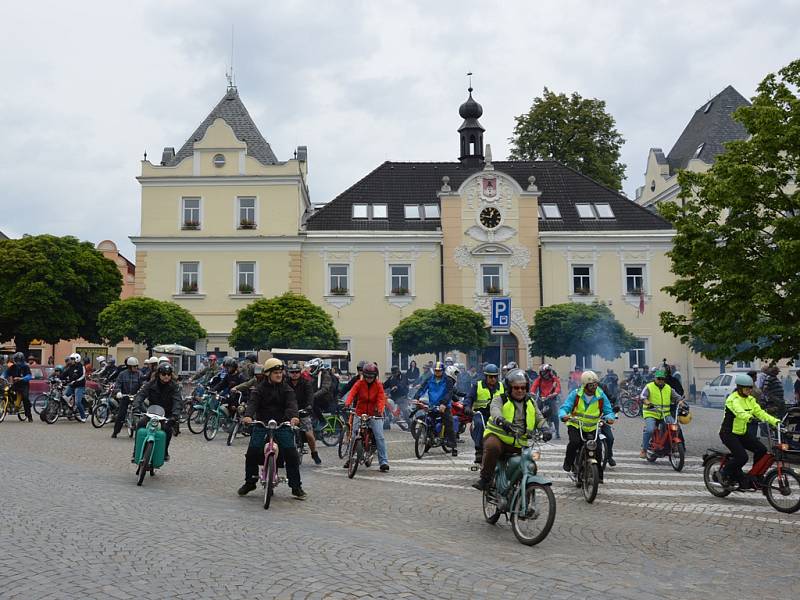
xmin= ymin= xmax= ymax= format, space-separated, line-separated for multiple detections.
xmin=372 ymin=204 xmax=388 ymax=219
xmin=332 ymin=340 xmax=350 ymax=374
xmin=626 ymin=266 xmax=645 ymax=294
xmin=576 ymin=203 xmax=595 ymax=219
xmin=576 ymin=354 xmax=594 ymax=370
xmin=182 ymin=197 xmax=200 ymax=227
xmin=572 ymin=265 xmax=592 ymax=295
xmin=541 ymin=203 xmax=561 ymax=219
xmin=180 ymin=261 xmax=199 ymax=293
xmin=629 ymin=338 xmax=647 ymax=369
xmin=236 ymin=261 xmax=255 ymax=293
xmin=423 ymin=204 xmax=440 ymax=218
xmin=390 ymin=264 xmax=410 ymax=294
xmin=594 ymin=203 xmax=615 ymax=218
xmin=181 ymin=355 xmax=198 ymax=373
xmin=329 ymin=264 xmax=349 ymax=295
xmin=238 ymin=197 xmax=256 ymax=227
xmin=735 ymin=361 xmax=752 ymax=369
xmin=404 ymin=204 xmax=420 ymax=219
xmin=482 ymin=264 xmax=502 ymax=294
xmin=352 ymin=204 xmax=368 ymax=219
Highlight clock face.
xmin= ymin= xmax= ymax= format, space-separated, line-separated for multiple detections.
xmin=479 ymin=206 xmax=502 ymax=229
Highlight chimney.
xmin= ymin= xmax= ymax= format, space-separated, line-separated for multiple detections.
xmin=161 ymin=147 xmax=175 ymax=165
xmin=296 ymin=146 xmax=308 ymax=162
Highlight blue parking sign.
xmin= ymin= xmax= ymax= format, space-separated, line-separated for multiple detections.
xmin=491 ymin=297 xmax=511 ymax=328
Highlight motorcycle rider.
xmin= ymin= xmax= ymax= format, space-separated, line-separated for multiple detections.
xmin=626 ymin=364 xmax=645 ymax=390
xmin=239 ymin=358 xmax=305 ymax=499
xmin=530 ymin=363 xmax=561 ymax=439
xmin=601 ymin=368 xmax=620 ymax=400
xmin=464 ymin=363 xmax=504 ymax=464
xmin=286 ymin=361 xmax=322 ymax=465
xmin=307 ymin=358 xmax=336 ymax=429
xmin=718 ymin=373 xmax=781 ymax=490
xmin=62 ymin=352 xmax=87 ymax=422
xmin=383 ymin=365 xmax=409 ymax=426
xmin=4 ymin=352 xmax=33 ymax=421
xmin=210 ymin=357 xmax=245 ymax=418
xmin=133 ymin=362 xmax=182 ymax=461
xmin=472 ymin=369 xmax=551 ymax=490
xmin=414 ymin=361 xmax=457 ymax=457
xmin=639 ymin=369 xmax=684 ymax=459
xmin=191 ymin=354 xmax=219 ymax=384
xmin=341 ymin=360 xmax=365 ymax=398
xmin=344 ymin=362 xmax=390 ymax=471
xmin=559 ymin=370 xmax=616 ymax=482
xmin=111 ymin=357 xmax=143 ymax=438
xmin=140 ymin=356 xmax=158 ymax=381
xmin=239 ymin=353 xmax=259 ymax=381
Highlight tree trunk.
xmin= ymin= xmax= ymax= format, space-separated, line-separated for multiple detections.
xmin=14 ymin=336 xmax=31 ymax=356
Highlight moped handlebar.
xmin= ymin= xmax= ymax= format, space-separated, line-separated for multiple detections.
xmin=250 ymin=420 xmax=296 ymax=430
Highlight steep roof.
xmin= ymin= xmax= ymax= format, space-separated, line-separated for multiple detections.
xmin=306 ymin=160 xmax=672 ymax=232
xmin=666 ymin=85 xmax=750 ymax=174
xmin=168 ymin=88 xmax=278 ymax=166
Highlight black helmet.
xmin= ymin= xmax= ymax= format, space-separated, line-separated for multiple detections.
xmin=287 ymin=361 xmax=302 ymax=373
xmin=391 ymin=365 xmax=400 ymax=373
xmin=222 ymin=356 xmax=237 ymax=368
xmin=12 ymin=352 xmax=25 ymax=364
xmin=356 ymin=360 xmax=366 ymax=372
xmin=157 ymin=363 xmax=173 ymax=376
xmin=246 ymin=353 xmax=258 ymax=362
xmin=483 ymin=363 xmax=499 ymax=376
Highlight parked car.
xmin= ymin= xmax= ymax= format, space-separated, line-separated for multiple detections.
xmin=699 ymin=372 xmax=748 ymax=408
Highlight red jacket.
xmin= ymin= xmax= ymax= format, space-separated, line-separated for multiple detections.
xmin=531 ymin=375 xmax=561 ymax=398
xmin=346 ymin=379 xmax=386 ymax=417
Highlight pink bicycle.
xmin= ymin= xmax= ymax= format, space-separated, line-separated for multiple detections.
xmin=252 ymin=419 xmax=294 ymax=510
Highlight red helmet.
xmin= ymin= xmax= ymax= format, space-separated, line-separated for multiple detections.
xmin=362 ymin=362 xmax=379 ymax=378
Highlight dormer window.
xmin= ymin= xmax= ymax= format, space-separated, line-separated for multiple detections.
xmin=372 ymin=204 xmax=387 ymax=219
xmin=352 ymin=204 xmax=388 ymax=220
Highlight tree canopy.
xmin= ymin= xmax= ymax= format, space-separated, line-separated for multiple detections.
xmin=659 ymin=59 xmax=800 ymax=364
xmin=228 ymin=292 xmax=339 ymax=351
xmin=390 ymin=304 xmax=488 ymax=358
xmin=0 ymin=235 xmax=122 ymax=353
xmin=98 ymin=296 xmax=207 ymax=353
xmin=529 ymin=302 xmax=637 ymax=363
xmin=508 ymin=87 xmax=626 ymax=190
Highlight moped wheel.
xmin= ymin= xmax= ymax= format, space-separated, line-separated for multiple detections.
xmin=179 ymin=399 xmax=191 ymax=424
xmin=203 ymin=412 xmax=220 ymax=441
xmin=187 ymin=407 xmax=205 ymax=434
xmin=264 ymin=455 xmax=276 ymax=510
xmin=482 ymin=487 xmax=501 ymax=524
xmin=320 ymin=419 xmax=340 ymax=447
xmin=348 ymin=440 xmax=363 ymax=479
xmin=582 ymin=462 xmax=599 ymax=503
xmin=414 ymin=424 xmax=428 ymax=459
xmin=702 ymin=457 xmax=732 ymax=498
xmin=226 ymin=419 xmax=239 ymax=446
xmin=409 ymin=412 xmax=419 ymax=438
xmin=137 ymin=441 xmax=153 ymax=486
xmin=91 ymin=402 xmax=110 ymax=429
xmin=43 ymin=399 xmax=60 ymax=424
xmin=669 ymin=440 xmax=685 ymax=472
xmin=764 ymin=468 xmax=800 ymax=514
xmin=601 ymin=439 xmax=609 ymax=470
xmin=511 ymin=483 xmax=556 ymax=546
xmin=32 ymin=394 xmax=47 ymax=415
xmin=337 ymin=425 xmax=349 ymax=459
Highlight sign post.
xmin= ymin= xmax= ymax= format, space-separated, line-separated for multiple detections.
xmin=490 ymin=297 xmax=511 ymax=364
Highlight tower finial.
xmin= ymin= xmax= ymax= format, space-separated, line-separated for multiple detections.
xmin=467 ymin=71 xmax=473 ymax=92
xmin=226 ymin=25 xmax=237 ymax=91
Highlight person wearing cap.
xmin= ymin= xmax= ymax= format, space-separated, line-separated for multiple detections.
xmin=464 ymin=363 xmax=504 ymax=464
xmin=111 ymin=357 xmax=143 ymax=438
xmin=286 ymin=361 xmax=321 ymax=465
xmin=133 ymin=362 xmax=182 ymax=460
xmin=239 ymin=358 xmax=305 ymax=499
xmin=639 ymin=369 xmax=684 ymax=458
xmin=191 ymin=354 xmax=220 ymax=384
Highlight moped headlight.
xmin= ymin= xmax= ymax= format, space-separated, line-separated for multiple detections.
xmin=586 ymin=440 xmax=597 ymax=450
xmin=532 ymin=450 xmax=541 ymax=461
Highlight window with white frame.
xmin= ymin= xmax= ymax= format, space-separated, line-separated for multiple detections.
xmin=625 ymin=265 xmax=645 ymax=294
xmin=332 ymin=340 xmax=350 ymax=373
xmin=541 ymin=203 xmax=561 ymax=219
xmin=576 ymin=203 xmax=595 ymax=219
xmin=481 ymin=264 xmax=502 ymax=294
xmin=236 ymin=262 xmax=255 ymax=293
xmin=180 ymin=261 xmax=199 ymax=293
xmin=572 ymin=265 xmax=592 ymax=295
xmin=372 ymin=204 xmax=388 ymax=219
xmin=594 ymin=203 xmax=614 ymax=218
xmin=423 ymin=204 xmax=440 ymax=218
xmin=238 ymin=197 xmax=256 ymax=227
xmin=328 ymin=264 xmax=349 ymax=295
xmin=390 ymin=264 xmax=410 ymax=295
xmin=352 ymin=204 xmax=368 ymax=219
xmin=182 ymin=197 xmax=200 ymax=227
xmin=575 ymin=354 xmax=594 ymax=370
xmin=390 ymin=343 xmax=410 ymax=371
xmin=735 ymin=360 xmax=752 ymax=369
xmin=404 ymin=204 xmax=420 ymax=219
xmin=629 ymin=338 xmax=647 ymax=368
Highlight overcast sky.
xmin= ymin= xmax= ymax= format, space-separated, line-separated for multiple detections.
xmin=1 ymin=1 xmax=797 ymax=258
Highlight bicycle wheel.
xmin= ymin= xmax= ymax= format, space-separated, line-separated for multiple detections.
xmin=511 ymin=483 xmax=557 ymax=546
xmin=621 ymin=398 xmax=637 ymax=418
xmin=482 ymin=487 xmax=501 ymax=524
xmin=582 ymin=462 xmax=599 ymax=503
xmin=203 ymin=412 xmax=220 ymax=441
xmin=179 ymin=399 xmax=191 ymax=424
xmin=320 ymin=418 xmax=340 ymax=447
xmin=702 ymin=457 xmax=732 ymax=498
xmin=226 ymin=418 xmax=239 ymax=446
xmin=32 ymin=394 xmax=47 ymax=415
xmin=348 ymin=439 xmax=363 ymax=479
xmin=187 ymin=407 xmax=205 ymax=434
xmin=137 ymin=441 xmax=153 ymax=486
xmin=764 ymin=468 xmax=800 ymax=514
xmin=43 ymin=399 xmax=60 ymax=424
xmin=337 ymin=425 xmax=349 ymax=459
xmin=669 ymin=439 xmax=685 ymax=472
xmin=264 ymin=455 xmax=276 ymax=510
xmin=414 ymin=424 xmax=428 ymax=459
xmin=91 ymin=402 xmax=110 ymax=428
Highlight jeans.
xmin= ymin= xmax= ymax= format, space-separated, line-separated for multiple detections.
xmin=565 ymin=425 xmax=605 ymax=479
xmin=471 ymin=409 xmax=489 ymax=455
xmin=642 ymin=416 xmax=674 ymax=451
xmin=351 ymin=416 xmax=388 ymax=466
xmin=246 ymin=426 xmax=301 ymax=489
xmin=65 ymin=385 xmax=87 ymax=419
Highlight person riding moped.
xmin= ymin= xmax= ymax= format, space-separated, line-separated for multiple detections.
xmin=111 ymin=357 xmax=143 ymax=438
xmin=238 ymin=358 xmax=306 ymax=499
xmin=344 ymin=362 xmax=391 ymax=471
xmin=559 ymin=370 xmax=615 ymax=483
xmin=639 ymin=369 xmax=684 ymax=459
xmin=464 ymin=363 xmax=505 ymax=464
xmin=717 ymin=373 xmax=781 ymax=490
xmin=472 ymin=369 xmax=551 ymax=490
xmin=4 ymin=352 xmax=33 ymax=422
xmin=210 ymin=356 xmax=245 ymax=418
xmin=132 ymin=362 xmax=182 ymax=461
xmin=286 ymin=361 xmax=322 ymax=465
xmin=530 ymin=363 xmax=561 ymax=439
xmin=414 ymin=361 xmax=457 ymax=457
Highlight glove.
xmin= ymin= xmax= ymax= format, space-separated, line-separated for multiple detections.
xmin=116 ymin=392 xmax=123 ymax=399
xmin=464 ymin=406 xmax=474 ymax=417
xmin=541 ymin=430 xmax=553 ymax=442
xmin=496 ymin=417 xmax=512 ymax=433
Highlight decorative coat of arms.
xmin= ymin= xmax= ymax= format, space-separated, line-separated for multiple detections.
xmin=481 ymin=176 xmax=498 ymax=201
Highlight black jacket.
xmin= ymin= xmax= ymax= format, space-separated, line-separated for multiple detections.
xmin=383 ymin=374 xmax=408 ymax=400
xmin=246 ymin=379 xmax=298 ymax=423
xmin=288 ymin=376 xmax=314 ymax=411
xmin=210 ymin=369 xmax=245 ymax=394
xmin=62 ymin=362 xmax=86 ymax=388
xmin=134 ymin=378 xmax=182 ymax=418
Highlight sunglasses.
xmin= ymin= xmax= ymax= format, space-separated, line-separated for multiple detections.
xmin=510 ymin=385 xmax=527 ymax=391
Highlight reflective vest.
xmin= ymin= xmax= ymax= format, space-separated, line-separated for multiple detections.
xmin=723 ymin=390 xmax=780 ymax=435
xmin=643 ymin=382 xmax=672 ymax=420
xmin=567 ymin=387 xmax=604 ymax=432
xmin=484 ymin=396 xmax=537 ymax=448
xmin=474 ymin=380 xmax=504 ymax=410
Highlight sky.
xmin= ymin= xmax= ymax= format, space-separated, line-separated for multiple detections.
xmin=0 ymin=0 xmax=797 ymax=259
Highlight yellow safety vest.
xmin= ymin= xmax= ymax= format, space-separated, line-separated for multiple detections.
xmin=567 ymin=386 xmax=604 ymax=432
xmin=643 ymin=382 xmax=672 ymax=420
xmin=484 ymin=396 xmax=537 ymax=448
xmin=474 ymin=380 xmax=504 ymax=410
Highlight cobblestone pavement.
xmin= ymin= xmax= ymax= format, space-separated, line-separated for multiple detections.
xmin=1 ymin=405 xmax=798 ymax=600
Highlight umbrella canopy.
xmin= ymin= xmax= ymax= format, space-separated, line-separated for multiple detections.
xmin=152 ymin=343 xmax=196 ymax=356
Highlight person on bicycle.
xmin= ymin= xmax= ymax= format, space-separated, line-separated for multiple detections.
xmin=626 ymin=364 xmax=645 ymax=390
xmin=111 ymin=357 xmax=143 ymax=438
xmin=344 ymin=362 xmax=390 ymax=471
xmin=308 ymin=357 xmax=336 ymax=430
xmin=464 ymin=363 xmax=504 ymax=464
xmin=239 ymin=358 xmax=305 ymax=499
xmin=472 ymin=369 xmax=551 ymax=490
xmin=341 ymin=360 xmax=365 ymax=399
xmin=4 ymin=352 xmax=33 ymax=422
xmin=287 ymin=361 xmax=321 ymax=465
xmin=232 ymin=365 xmax=265 ymax=398
xmin=191 ymin=354 xmax=219 ymax=384
xmin=140 ymin=356 xmax=158 ymax=381
xmin=239 ymin=353 xmax=259 ymax=381
xmin=62 ymin=352 xmax=87 ymax=422
xmin=210 ymin=356 xmax=245 ymax=417
xmin=718 ymin=373 xmax=781 ymax=490
xmin=383 ymin=365 xmax=409 ymax=425
xmin=559 ymin=370 xmax=615 ymax=482
xmin=414 ymin=361 xmax=457 ymax=457
xmin=639 ymin=369 xmax=684 ymax=459
xmin=133 ymin=362 xmax=182 ymax=461
xmin=530 ymin=363 xmax=561 ymax=439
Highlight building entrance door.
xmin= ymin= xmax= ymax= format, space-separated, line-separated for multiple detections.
xmin=480 ymin=331 xmax=518 ymax=367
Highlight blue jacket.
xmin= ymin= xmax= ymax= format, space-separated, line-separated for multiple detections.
xmin=415 ymin=375 xmax=454 ymax=409
xmin=559 ymin=387 xmax=615 ymax=421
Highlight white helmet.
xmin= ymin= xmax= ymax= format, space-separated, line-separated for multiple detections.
xmin=445 ymin=364 xmax=460 ymax=381
xmin=70 ymin=352 xmax=81 ymax=362
xmin=125 ymin=356 xmax=139 ymax=367
xmin=444 ymin=355 xmax=454 ymax=366
xmin=580 ymin=370 xmax=599 ymax=385
xmin=96 ymin=356 xmax=106 ymax=363
xmin=158 ymin=356 xmax=170 ymax=363
xmin=632 ymin=364 xmax=639 ymax=370
xmin=144 ymin=356 xmax=159 ymax=365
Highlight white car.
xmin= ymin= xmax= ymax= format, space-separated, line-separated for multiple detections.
xmin=699 ymin=373 xmax=744 ymax=408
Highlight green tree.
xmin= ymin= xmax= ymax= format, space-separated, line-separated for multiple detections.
xmin=390 ymin=304 xmax=488 ymax=358
xmin=529 ymin=302 xmax=637 ymax=363
xmin=228 ymin=292 xmax=339 ymax=351
xmin=659 ymin=59 xmax=800 ymax=364
xmin=98 ymin=296 xmax=207 ymax=353
xmin=0 ymin=235 xmax=122 ymax=353
xmin=509 ymin=87 xmax=626 ymax=190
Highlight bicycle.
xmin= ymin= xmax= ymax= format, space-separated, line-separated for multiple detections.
xmin=251 ymin=419 xmax=295 ymax=510
xmin=203 ymin=392 xmax=235 ymax=441
xmin=619 ymin=389 xmax=642 ymax=418
xmin=337 ymin=404 xmax=353 ymax=459
xmin=0 ymin=377 xmax=27 ymax=422
xmin=644 ymin=403 xmax=685 ymax=471
xmin=414 ymin=406 xmax=454 ymax=459
xmin=317 ymin=405 xmax=345 ymax=447
xmin=226 ymin=392 xmax=247 ymax=446
xmin=295 ymin=409 xmax=311 ymax=465
xmin=565 ymin=416 xmax=609 ymax=503
xmin=91 ymin=392 xmax=121 ymax=428
xmin=347 ymin=414 xmax=379 ymax=479
xmin=187 ymin=393 xmax=217 ymax=434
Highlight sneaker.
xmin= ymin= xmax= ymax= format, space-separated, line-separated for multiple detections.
xmin=291 ymin=487 xmax=308 ymax=500
xmin=237 ymin=480 xmax=257 ymax=496
xmin=639 ymin=449 xmax=646 ymax=459
xmin=311 ymin=452 xmax=322 ymax=465
xmin=562 ymin=458 xmax=572 ymax=472
xmin=77 ymin=416 xmax=87 ymax=423
xmin=379 ymin=464 xmax=389 ymax=472
xmin=607 ymin=457 xmax=616 ymax=467
xmin=111 ymin=433 xmax=118 ymax=439
xmin=451 ymin=449 xmax=458 ymax=457
xmin=471 ymin=478 xmax=488 ymax=491
xmin=342 ymin=461 xmax=349 ymax=469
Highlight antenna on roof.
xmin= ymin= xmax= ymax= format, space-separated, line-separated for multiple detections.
xmin=226 ymin=25 xmax=237 ymax=91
